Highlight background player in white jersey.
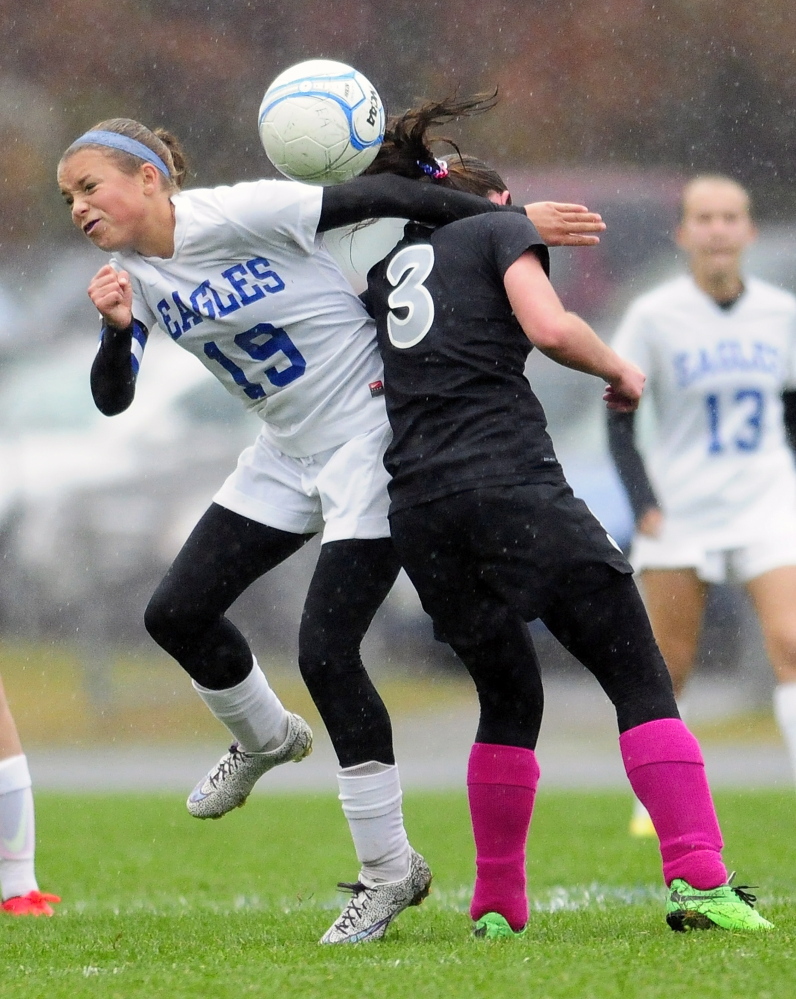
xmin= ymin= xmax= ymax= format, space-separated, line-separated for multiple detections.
xmin=364 ymin=112 xmax=771 ymax=937
xmin=0 ymin=678 xmax=60 ymax=916
xmin=56 ymin=117 xmax=603 ymax=943
xmin=608 ymin=175 xmax=796 ymax=835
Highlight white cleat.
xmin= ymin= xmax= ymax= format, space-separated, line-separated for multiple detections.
xmin=187 ymin=713 xmax=313 ymax=819
xmin=319 ymin=850 xmax=432 ymax=944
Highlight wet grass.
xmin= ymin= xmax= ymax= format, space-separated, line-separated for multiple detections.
xmin=1 ymin=789 xmax=793 ymax=998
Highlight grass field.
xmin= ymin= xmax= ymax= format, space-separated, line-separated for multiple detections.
xmin=1 ymin=789 xmax=793 ymax=999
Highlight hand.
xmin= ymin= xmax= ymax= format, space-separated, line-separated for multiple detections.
xmin=604 ymin=360 xmax=645 ymax=412
xmin=523 ymin=202 xmax=606 ymax=246
xmin=637 ymin=507 xmax=664 ymax=538
xmin=88 ymin=264 xmax=133 ymax=329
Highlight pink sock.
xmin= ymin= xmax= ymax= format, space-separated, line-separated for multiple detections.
xmin=467 ymin=743 xmax=540 ymax=931
xmin=620 ymin=719 xmax=727 ymax=889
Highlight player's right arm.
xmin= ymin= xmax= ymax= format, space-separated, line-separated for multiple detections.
xmin=88 ymin=264 xmax=148 ymax=416
xmin=606 ymin=411 xmax=662 ymax=535
xmin=503 ymin=249 xmax=644 ymax=410
xmin=318 ymin=175 xmax=605 ymax=246
xmin=605 ymin=300 xmax=662 ymax=534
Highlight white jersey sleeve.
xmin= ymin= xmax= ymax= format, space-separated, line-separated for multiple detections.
xmin=612 ymin=296 xmax=656 ymax=375
xmin=209 ymin=179 xmax=323 ymax=256
xmin=111 ymin=180 xmax=387 ymax=458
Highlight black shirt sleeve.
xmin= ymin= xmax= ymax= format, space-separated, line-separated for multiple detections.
xmin=318 ymin=174 xmax=526 ymax=232
xmin=606 ymin=409 xmax=659 ymax=523
xmin=90 ymin=320 xmax=147 ymax=416
xmin=487 ymin=212 xmax=550 ymax=279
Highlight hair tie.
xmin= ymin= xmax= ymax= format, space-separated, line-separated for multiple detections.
xmin=417 ymin=157 xmax=449 ymax=180
xmin=70 ymin=130 xmax=171 ymax=177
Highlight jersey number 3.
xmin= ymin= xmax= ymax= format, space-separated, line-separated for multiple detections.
xmin=385 ymin=245 xmax=435 ymax=349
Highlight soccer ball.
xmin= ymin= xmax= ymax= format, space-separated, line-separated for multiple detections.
xmin=258 ymin=59 xmax=385 ymax=185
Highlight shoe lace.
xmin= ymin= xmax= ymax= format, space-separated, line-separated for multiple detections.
xmin=208 ymin=744 xmax=246 ymax=787
xmin=333 ymin=881 xmax=375 ymax=930
xmin=727 ymin=871 xmax=758 ymax=908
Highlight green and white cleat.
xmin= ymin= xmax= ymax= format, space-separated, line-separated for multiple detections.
xmin=473 ymin=912 xmax=527 ymax=939
xmin=187 ymin=712 xmax=312 ymax=819
xmin=666 ymin=874 xmax=774 ymax=932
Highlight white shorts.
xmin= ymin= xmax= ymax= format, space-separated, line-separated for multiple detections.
xmin=213 ymin=421 xmax=392 ymax=543
xmin=631 ymin=529 xmax=796 ymax=584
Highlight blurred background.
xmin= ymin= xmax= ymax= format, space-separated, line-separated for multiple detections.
xmin=1 ymin=0 xmax=794 ymax=776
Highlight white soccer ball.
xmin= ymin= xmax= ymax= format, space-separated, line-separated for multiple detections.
xmin=258 ymin=59 xmax=385 ymax=185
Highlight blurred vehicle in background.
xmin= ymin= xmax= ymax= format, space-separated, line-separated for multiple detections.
xmin=0 ymin=176 xmax=793 ymax=688
xmin=0 ymin=333 xmax=261 ymax=644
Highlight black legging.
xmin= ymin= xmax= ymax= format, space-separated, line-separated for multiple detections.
xmin=448 ymin=573 xmax=679 ymax=750
xmin=144 ymin=503 xmax=402 ymax=767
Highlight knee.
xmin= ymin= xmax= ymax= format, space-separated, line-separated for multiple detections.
xmin=298 ymin=647 xmax=364 ymax=689
xmin=765 ymin=625 xmax=796 ymax=680
xmin=144 ymin=587 xmax=190 ymax=650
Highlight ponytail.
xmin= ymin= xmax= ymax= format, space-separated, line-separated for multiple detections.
xmin=364 ymin=92 xmax=508 ymax=198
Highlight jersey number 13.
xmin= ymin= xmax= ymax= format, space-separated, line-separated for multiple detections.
xmin=705 ymin=388 xmax=765 ymax=454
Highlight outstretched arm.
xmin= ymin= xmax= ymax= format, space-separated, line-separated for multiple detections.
xmin=88 ymin=265 xmax=147 ymax=416
xmin=318 ymin=174 xmax=524 ymax=231
xmin=318 ymin=175 xmax=605 ymax=246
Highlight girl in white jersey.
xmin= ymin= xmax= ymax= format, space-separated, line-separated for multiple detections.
xmin=609 ymin=175 xmax=796 ymax=833
xmin=56 ymin=116 xmax=604 ymax=944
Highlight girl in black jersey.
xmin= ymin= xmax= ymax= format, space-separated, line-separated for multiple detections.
xmin=364 ymin=101 xmax=772 ymax=938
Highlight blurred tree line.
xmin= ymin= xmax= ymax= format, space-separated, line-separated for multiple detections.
xmin=3 ymin=0 xmax=796 ymax=251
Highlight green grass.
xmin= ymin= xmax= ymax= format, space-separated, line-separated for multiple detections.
xmin=1 ymin=790 xmax=794 ymax=998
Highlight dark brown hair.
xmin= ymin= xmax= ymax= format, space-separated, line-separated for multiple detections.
xmin=365 ymin=93 xmax=508 ymax=200
xmin=61 ymin=118 xmax=189 ymax=190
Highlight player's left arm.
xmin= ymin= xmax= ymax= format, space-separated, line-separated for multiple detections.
xmin=318 ymin=175 xmax=605 ymax=246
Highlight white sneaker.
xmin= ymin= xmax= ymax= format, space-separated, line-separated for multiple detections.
xmin=319 ymin=849 xmax=432 ymax=944
xmin=187 ymin=713 xmax=312 ymax=819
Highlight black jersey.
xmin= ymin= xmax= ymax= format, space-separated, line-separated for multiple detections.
xmin=366 ymin=211 xmax=564 ymax=512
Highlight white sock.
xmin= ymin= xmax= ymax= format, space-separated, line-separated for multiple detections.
xmin=0 ymin=755 xmax=38 ymax=901
xmin=192 ymin=658 xmax=288 ymax=752
xmin=337 ymin=761 xmax=412 ymax=886
xmin=633 ymin=697 xmax=690 ymax=821
xmin=773 ymin=681 xmax=796 ymax=785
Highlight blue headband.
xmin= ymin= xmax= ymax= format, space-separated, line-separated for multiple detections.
xmin=70 ymin=130 xmax=171 ymax=178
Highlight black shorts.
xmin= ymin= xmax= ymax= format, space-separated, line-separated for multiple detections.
xmin=389 ymin=482 xmax=632 ymax=647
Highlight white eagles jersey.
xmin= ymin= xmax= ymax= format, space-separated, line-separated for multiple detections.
xmin=112 ymin=180 xmax=386 ymax=457
xmin=614 ymin=274 xmax=796 ymax=546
